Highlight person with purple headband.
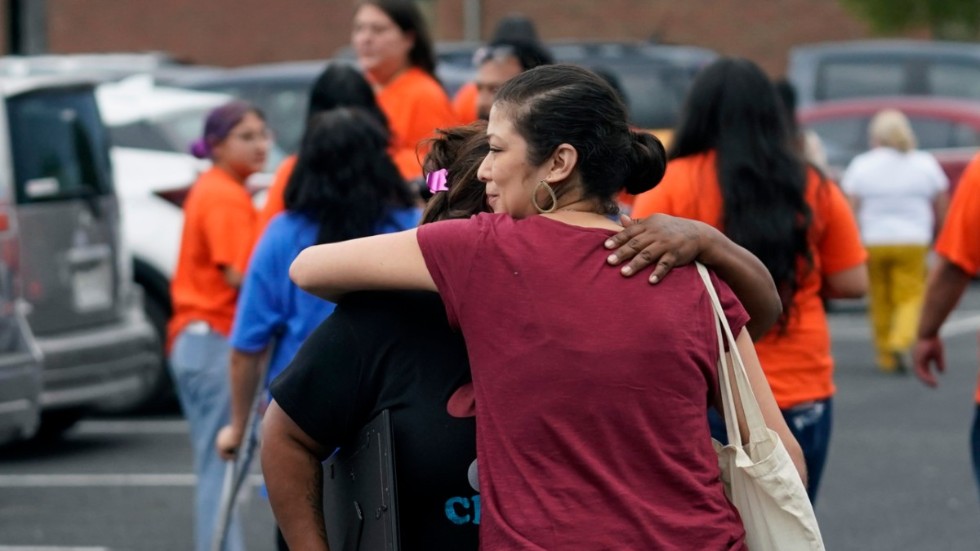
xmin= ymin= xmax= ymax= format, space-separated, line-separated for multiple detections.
xmin=168 ymin=100 xmax=270 ymax=551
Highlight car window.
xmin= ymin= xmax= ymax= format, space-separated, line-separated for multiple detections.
xmin=816 ymin=61 xmax=906 ymax=101
xmin=7 ymin=88 xmax=113 ymax=204
xmin=928 ymin=63 xmax=980 ymax=100
xmin=806 ymin=116 xmax=869 ymax=168
xmin=614 ymin=68 xmax=688 ymax=129
xmin=908 ymin=117 xmax=954 ymax=149
xmin=108 ymin=121 xmax=174 ymax=151
xmin=951 ymin=122 xmax=980 ymax=148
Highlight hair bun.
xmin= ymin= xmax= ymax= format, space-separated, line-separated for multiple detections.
xmin=189 ymin=138 xmax=210 ymax=159
xmin=623 ymin=131 xmax=666 ymax=195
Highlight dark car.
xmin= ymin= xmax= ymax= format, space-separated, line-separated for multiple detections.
xmin=787 ymin=40 xmax=980 ymax=108
xmin=798 ymin=96 xmax=980 ymax=190
xmin=435 ymin=40 xmax=718 ymax=131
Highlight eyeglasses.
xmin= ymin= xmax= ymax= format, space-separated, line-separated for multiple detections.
xmin=472 ymin=45 xmax=517 ymax=67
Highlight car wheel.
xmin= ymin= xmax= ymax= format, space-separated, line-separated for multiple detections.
xmin=135 ymin=289 xmax=178 ymax=413
xmin=33 ymin=408 xmax=87 ymax=441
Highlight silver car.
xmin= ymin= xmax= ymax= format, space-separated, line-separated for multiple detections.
xmin=2 ymin=75 xmax=159 ymax=437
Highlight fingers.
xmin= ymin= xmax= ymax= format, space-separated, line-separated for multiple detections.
xmin=604 ymin=224 xmax=646 ymax=263
xmin=914 ymin=364 xmax=938 ymax=388
xmin=642 ymin=252 xmax=678 ymax=284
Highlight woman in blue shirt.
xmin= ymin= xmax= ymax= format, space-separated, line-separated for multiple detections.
xmin=215 ymin=107 xmax=418 ymax=465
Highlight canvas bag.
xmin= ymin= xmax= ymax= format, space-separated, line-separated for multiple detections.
xmin=696 ymin=263 xmax=826 ymax=551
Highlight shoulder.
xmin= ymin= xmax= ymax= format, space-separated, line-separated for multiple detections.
xmin=196 ymin=168 xmax=251 ymax=204
xmin=399 ymin=68 xmax=449 ymax=100
xmin=265 ymin=211 xmax=315 ymax=237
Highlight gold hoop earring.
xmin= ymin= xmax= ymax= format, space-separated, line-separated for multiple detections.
xmin=532 ymin=180 xmax=557 ymax=213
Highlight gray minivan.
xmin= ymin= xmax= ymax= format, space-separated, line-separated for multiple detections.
xmin=2 ymin=76 xmax=159 ymax=436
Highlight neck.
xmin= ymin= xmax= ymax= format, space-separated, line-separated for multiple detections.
xmin=370 ymin=63 xmax=410 ymax=88
xmin=213 ymin=162 xmax=248 ymax=184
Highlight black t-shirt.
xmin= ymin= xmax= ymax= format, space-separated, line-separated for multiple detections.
xmin=271 ymin=291 xmax=479 ymax=551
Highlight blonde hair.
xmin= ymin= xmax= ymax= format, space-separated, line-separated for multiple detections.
xmin=869 ymin=109 xmax=917 ymax=152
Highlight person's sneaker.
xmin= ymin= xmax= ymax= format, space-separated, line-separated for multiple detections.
xmin=891 ymin=350 xmax=911 ymax=375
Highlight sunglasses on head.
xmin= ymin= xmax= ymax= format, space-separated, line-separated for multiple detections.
xmin=472 ymin=45 xmax=517 ymax=67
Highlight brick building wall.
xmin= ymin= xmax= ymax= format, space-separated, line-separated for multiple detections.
xmin=2 ymin=0 xmax=923 ymax=75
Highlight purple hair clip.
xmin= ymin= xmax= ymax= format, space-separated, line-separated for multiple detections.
xmin=426 ymin=168 xmax=449 ymax=194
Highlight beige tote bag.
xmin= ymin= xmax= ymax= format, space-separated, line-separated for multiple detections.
xmin=696 ymin=263 xmax=826 ymax=551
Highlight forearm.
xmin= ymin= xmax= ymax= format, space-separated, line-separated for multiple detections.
xmin=262 ymin=404 xmax=330 ymax=551
xmin=917 ymin=257 xmax=971 ymax=339
xmin=229 ymin=349 xmax=264 ymax=434
xmin=697 ymin=225 xmax=782 ymax=340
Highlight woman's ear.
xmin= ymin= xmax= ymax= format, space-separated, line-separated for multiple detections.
xmin=547 ymin=143 xmax=578 ymax=183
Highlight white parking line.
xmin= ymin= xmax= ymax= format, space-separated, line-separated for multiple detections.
xmin=0 ymin=474 xmax=262 ymax=487
xmin=73 ymin=420 xmax=188 ymax=435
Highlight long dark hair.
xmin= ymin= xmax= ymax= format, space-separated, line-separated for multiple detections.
xmin=421 ymin=121 xmax=491 ymax=224
xmin=493 ymin=64 xmax=666 ymax=214
xmin=307 ymin=63 xmax=389 ymax=133
xmin=671 ymin=57 xmax=813 ymax=326
xmin=283 ymin=108 xmax=415 ymax=245
xmin=358 ymin=0 xmax=437 ymax=76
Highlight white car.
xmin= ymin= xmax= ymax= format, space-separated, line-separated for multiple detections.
xmin=97 ymin=78 xmax=277 ymax=409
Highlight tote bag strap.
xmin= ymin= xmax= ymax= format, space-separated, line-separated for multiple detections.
xmin=695 ymin=262 xmax=768 ymax=443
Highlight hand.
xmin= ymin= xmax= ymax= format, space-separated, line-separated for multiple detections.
xmin=215 ymin=424 xmax=243 ymax=461
xmin=604 ymin=213 xmax=705 ymax=283
xmin=913 ymin=336 xmax=945 ymax=388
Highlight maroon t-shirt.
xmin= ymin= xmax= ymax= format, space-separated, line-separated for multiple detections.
xmin=417 ymin=213 xmax=749 ymax=550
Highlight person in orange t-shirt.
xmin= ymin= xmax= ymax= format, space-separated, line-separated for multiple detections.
xmin=351 ymin=0 xmax=457 ymax=182
xmin=914 ymin=151 xmax=980 ymax=497
xmin=168 ymin=101 xmax=269 ymax=551
xmin=631 ymin=58 xmax=868 ymax=502
xmin=256 ymin=64 xmax=393 ymax=234
xmin=451 ymin=39 xmax=554 ymax=124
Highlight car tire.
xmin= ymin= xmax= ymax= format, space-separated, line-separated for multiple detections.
xmin=135 ymin=289 xmax=178 ymax=413
xmin=33 ymin=408 xmax=87 ymax=441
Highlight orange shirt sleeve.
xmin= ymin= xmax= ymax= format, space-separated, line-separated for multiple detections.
xmin=452 ymin=82 xmax=479 ymax=125
xmin=204 ymin=189 xmax=256 ymax=275
xmin=811 ymin=174 xmax=867 ymax=274
xmin=380 ymin=69 xmax=459 ymax=181
xmin=936 ymin=153 xmax=980 ymax=274
xmin=256 ymin=155 xmax=296 ymax=236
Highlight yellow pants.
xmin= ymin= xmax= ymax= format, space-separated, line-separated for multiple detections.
xmin=866 ymin=244 xmax=929 ymax=371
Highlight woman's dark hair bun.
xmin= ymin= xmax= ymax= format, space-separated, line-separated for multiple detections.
xmin=623 ymin=131 xmax=667 ymax=195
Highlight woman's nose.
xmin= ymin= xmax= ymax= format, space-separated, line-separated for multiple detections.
xmin=477 ymin=154 xmax=492 ymax=183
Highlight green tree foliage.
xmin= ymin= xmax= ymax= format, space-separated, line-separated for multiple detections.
xmin=840 ymin=0 xmax=980 ymax=40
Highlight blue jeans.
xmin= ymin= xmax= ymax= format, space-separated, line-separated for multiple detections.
xmin=972 ymin=405 xmax=980 ymax=501
xmin=709 ymin=398 xmax=832 ymax=504
xmin=170 ymin=327 xmax=244 ymax=551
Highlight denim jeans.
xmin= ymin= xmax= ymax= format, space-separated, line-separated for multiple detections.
xmin=170 ymin=327 xmax=244 ymax=551
xmin=972 ymin=405 xmax=980 ymax=501
xmin=709 ymin=398 xmax=833 ymax=504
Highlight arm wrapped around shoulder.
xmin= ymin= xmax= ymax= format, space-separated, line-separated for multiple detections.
xmin=623 ymin=131 xmax=667 ymax=195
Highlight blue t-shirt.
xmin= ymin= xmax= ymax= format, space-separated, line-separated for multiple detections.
xmin=230 ymin=206 xmax=421 ymax=385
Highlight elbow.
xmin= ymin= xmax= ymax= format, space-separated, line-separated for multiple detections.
xmin=289 ymin=249 xmax=316 ymax=292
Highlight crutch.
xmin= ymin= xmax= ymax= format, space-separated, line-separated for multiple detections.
xmin=211 ymin=349 xmax=271 ymax=551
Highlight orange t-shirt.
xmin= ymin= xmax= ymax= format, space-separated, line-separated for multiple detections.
xmin=256 ymin=154 xmax=297 ymax=235
xmin=632 ymin=151 xmax=867 ymax=408
xmin=168 ymin=166 xmax=257 ymax=348
xmin=934 ymin=153 xmax=980 ymax=403
xmin=452 ymin=81 xmax=479 ymax=125
xmin=376 ymin=67 xmax=458 ymax=181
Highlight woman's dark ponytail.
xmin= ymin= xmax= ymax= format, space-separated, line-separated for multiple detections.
xmin=623 ymin=131 xmax=667 ymax=195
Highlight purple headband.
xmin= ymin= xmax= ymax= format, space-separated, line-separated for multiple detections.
xmin=189 ymin=100 xmax=256 ymax=159
xmin=426 ymin=168 xmax=449 ymax=194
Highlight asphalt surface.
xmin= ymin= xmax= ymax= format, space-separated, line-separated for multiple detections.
xmin=2 ymin=286 xmax=980 ymax=550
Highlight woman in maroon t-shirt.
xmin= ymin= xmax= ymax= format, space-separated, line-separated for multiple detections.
xmin=290 ymin=65 xmax=806 ymax=550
